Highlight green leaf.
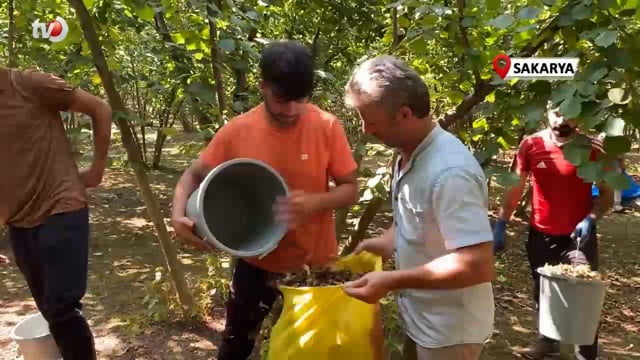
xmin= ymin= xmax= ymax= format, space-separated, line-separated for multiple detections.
xmin=603 ymin=171 xmax=632 ymax=190
xmin=571 ymin=4 xmax=592 ymax=19
xmin=562 ymin=141 xmax=591 ymax=166
xmin=587 ymin=66 xmax=609 ymax=82
xmin=603 ymin=136 xmax=631 ymax=156
xmin=135 ymin=6 xmax=155 ymax=21
xmin=607 ymin=88 xmax=628 ymax=104
xmin=527 ymin=81 xmax=552 ymax=96
xmin=598 ymin=0 xmax=616 ymax=9
xmin=487 ymin=14 xmax=515 ymax=29
xmin=246 ymin=11 xmax=260 ymax=20
xmin=618 ymin=8 xmax=636 ymax=17
xmin=559 ymin=95 xmax=582 ymax=118
xmin=218 ymin=39 xmax=236 ymax=52
xmin=542 ymin=0 xmax=557 ymax=5
xmin=577 ymin=161 xmax=604 ymax=183
xmin=83 ymin=0 xmax=95 ymax=8
xmin=461 ymin=16 xmax=476 ymax=27
xmin=579 ymin=101 xmax=604 ymax=128
xmin=487 ymin=0 xmax=501 ymax=10
xmin=398 ymin=16 xmax=411 ymax=27
xmin=445 ymin=91 xmax=465 ymax=103
xmin=604 ymin=47 xmax=632 ymax=68
xmin=557 ymin=14 xmax=575 ymax=26
xmin=575 ymin=81 xmax=597 ymax=96
xmin=517 ymin=7 xmax=542 ymax=19
xmin=550 ymin=83 xmax=577 ymax=104
xmin=594 ymin=30 xmax=618 ymax=47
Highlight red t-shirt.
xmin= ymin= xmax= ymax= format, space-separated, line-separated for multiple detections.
xmin=516 ymin=129 xmax=603 ymax=235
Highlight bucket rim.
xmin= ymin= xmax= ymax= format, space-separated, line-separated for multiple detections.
xmin=194 ymin=157 xmax=289 ymax=257
xmin=9 ymin=312 xmax=52 ymax=341
xmin=536 ymin=267 xmax=610 ymax=286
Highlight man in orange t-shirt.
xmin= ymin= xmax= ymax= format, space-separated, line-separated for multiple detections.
xmin=171 ymin=40 xmax=358 ymax=359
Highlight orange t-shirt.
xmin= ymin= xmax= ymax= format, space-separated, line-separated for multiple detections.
xmin=199 ymin=103 xmax=357 ymax=273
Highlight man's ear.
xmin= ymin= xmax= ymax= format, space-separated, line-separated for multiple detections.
xmin=398 ymin=106 xmax=413 ymax=122
xmin=259 ymin=80 xmax=265 ymax=95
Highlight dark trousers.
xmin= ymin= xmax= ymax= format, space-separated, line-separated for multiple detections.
xmin=218 ymin=259 xmax=281 ymax=360
xmin=526 ymin=226 xmax=599 ymax=360
xmin=9 ymin=207 xmax=96 ymax=360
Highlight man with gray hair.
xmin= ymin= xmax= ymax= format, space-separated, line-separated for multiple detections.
xmin=342 ymin=55 xmax=495 ymax=360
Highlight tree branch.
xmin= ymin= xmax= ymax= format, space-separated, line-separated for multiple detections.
xmin=457 ymin=0 xmax=481 ymax=84
xmin=439 ymin=14 xmax=562 ymax=130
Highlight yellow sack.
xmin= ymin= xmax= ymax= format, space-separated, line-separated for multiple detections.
xmin=267 ymin=252 xmax=384 ymax=360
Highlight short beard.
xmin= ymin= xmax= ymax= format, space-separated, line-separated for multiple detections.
xmin=264 ymin=99 xmax=298 ymax=128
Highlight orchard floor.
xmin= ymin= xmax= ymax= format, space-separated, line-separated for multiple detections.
xmin=1 ymin=135 xmax=639 ymax=360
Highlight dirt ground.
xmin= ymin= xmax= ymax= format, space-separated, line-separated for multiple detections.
xmin=1 ymin=135 xmax=639 ymax=359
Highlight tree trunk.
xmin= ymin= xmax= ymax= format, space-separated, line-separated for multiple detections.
xmin=340 ymin=196 xmax=385 ymax=256
xmin=152 ymin=90 xmax=180 ymax=169
xmin=7 ymin=0 xmax=17 ymax=67
xmin=207 ymin=0 xmax=227 ymax=117
xmin=232 ymin=28 xmax=257 ymax=114
xmin=67 ymin=0 xmax=196 ymax=315
xmin=334 ymin=135 xmax=369 ymax=239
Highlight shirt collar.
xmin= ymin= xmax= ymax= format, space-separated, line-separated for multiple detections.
xmin=395 ymin=123 xmax=444 ymax=177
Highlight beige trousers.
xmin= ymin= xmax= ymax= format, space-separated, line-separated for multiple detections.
xmin=403 ymin=335 xmax=483 ymax=360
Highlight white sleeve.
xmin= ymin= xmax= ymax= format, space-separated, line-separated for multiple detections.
xmin=431 ymin=167 xmax=493 ymax=250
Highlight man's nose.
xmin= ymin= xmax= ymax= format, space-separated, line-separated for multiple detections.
xmin=281 ymin=102 xmax=297 ymax=115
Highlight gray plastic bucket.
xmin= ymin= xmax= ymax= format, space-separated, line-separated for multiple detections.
xmin=10 ymin=312 xmax=61 ymax=360
xmin=537 ymin=267 xmax=609 ymax=345
xmin=186 ymin=158 xmax=289 ymax=257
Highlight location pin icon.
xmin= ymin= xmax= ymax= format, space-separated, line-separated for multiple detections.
xmin=493 ymin=54 xmax=511 ymax=80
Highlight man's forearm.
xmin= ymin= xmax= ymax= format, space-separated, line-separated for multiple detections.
xmin=498 ymin=186 xmax=524 ymax=221
xmin=386 ymin=244 xmax=494 ymax=290
xmin=380 ymin=224 xmax=395 ymax=244
xmin=312 ymin=182 xmax=359 ymax=211
xmin=89 ymin=103 xmax=112 ymax=165
xmin=172 ymin=166 xmax=203 ymax=218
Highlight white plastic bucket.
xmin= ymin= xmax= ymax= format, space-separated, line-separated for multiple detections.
xmin=10 ymin=312 xmax=61 ymax=360
xmin=537 ymin=267 xmax=609 ymax=345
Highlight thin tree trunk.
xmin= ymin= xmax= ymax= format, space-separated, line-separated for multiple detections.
xmin=207 ymin=0 xmax=227 ymax=117
xmin=67 ymin=0 xmax=196 ymax=315
xmin=8 ymin=0 xmax=17 ymax=67
xmin=152 ymin=89 xmax=179 ymax=169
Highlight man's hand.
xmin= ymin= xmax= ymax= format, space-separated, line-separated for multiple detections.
xmin=492 ymin=220 xmax=508 ymax=254
xmin=353 ymin=236 xmax=394 ymax=262
xmin=171 ymin=216 xmax=211 ymax=251
xmin=274 ymin=190 xmax=319 ymax=228
xmin=79 ymin=163 xmax=106 ymax=188
xmin=571 ymin=216 xmax=595 ymax=248
xmin=342 ymin=271 xmax=394 ymax=304
xmin=0 ymin=254 xmax=9 ymax=266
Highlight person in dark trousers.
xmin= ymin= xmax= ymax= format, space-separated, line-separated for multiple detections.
xmin=493 ymin=103 xmax=613 ymax=360
xmin=0 ymin=67 xmax=112 ymax=359
xmin=171 ymin=41 xmax=359 ymax=359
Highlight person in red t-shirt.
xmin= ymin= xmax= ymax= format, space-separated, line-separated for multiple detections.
xmin=493 ymin=103 xmax=613 ymax=360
